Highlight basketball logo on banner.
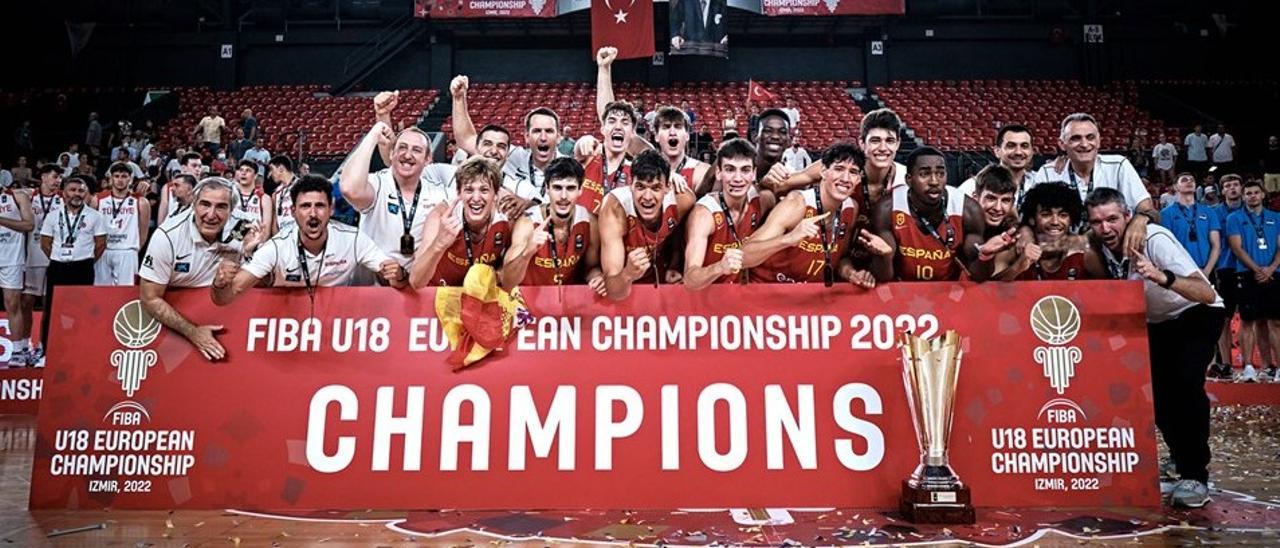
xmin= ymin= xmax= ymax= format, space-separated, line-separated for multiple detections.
xmin=110 ymin=300 xmax=160 ymax=397
xmin=1030 ymin=295 xmax=1082 ymax=394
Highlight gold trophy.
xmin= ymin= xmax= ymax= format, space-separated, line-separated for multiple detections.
xmin=898 ymin=330 xmax=975 ymax=524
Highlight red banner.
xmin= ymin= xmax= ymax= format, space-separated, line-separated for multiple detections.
xmin=593 ymin=0 xmax=655 ymax=60
xmin=30 ymin=283 xmax=1158 ymax=511
xmin=0 ymin=312 xmax=43 ymax=415
xmin=762 ymin=0 xmax=903 ymax=16
xmin=415 ymin=0 xmax=556 ymax=18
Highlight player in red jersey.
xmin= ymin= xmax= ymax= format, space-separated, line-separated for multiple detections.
xmin=409 ymin=157 xmax=512 ymax=288
xmin=742 ymin=143 xmax=886 ymax=286
xmin=599 ymin=150 xmax=696 ymax=300
xmin=871 ymin=147 xmax=1012 ymax=282
xmin=502 ymin=157 xmax=605 ymax=294
xmin=683 ymin=139 xmax=777 ymax=289
xmin=996 ymin=182 xmax=1106 ymax=281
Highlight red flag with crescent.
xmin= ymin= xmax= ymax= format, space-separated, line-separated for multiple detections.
xmin=592 ymin=0 xmax=655 ymax=60
xmin=748 ymin=80 xmax=778 ymax=102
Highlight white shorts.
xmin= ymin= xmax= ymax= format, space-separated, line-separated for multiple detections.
xmin=0 ymin=265 xmax=22 ymax=291
xmin=94 ymin=249 xmax=140 ymax=286
xmin=22 ymin=266 xmax=46 ymax=296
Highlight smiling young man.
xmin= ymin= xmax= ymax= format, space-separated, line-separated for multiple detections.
xmin=971 ymin=165 xmax=1019 ymax=239
xmin=683 ymin=139 xmax=777 ymax=290
xmin=410 ymin=157 xmax=512 ymax=288
xmin=90 ymin=162 xmax=151 ymax=286
xmin=1027 ymin=113 xmax=1158 ymax=254
xmin=742 ymin=143 xmax=884 ymax=287
xmin=871 ymin=147 xmax=1011 ymax=282
xmin=501 ymin=157 xmax=604 ymax=294
xmin=995 ymin=183 xmax=1105 ymax=281
xmin=212 ymin=175 xmax=404 ymax=305
xmin=598 ymin=150 xmax=696 ymax=300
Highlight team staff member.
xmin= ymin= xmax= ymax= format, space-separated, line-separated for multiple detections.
xmin=1209 ymin=174 xmax=1247 ymax=379
xmin=684 ymin=139 xmax=774 ymax=290
xmin=957 ymin=124 xmax=1036 ymax=204
xmin=871 ymin=147 xmax=1010 ymax=282
xmin=213 ymin=176 xmax=404 ymax=305
xmin=501 ymin=157 xmax=605 ymax=293
xmin=1160 ymin=173 xmax=1221 ymax=277
xmin=90 ymin=162 xmax=151 ymax=286
xmin=343 ymin=121 xmax=455 ymax=270
xmin=39 ymin=175 xmax=107 ymax=355
xmin=410 ymin=157 xmax=511 ymax=288
xmin=1226 ymin=180 xmax=1280 ymax=381
xmin=742 ymin=143 xmax=883 ymax=287
xmin=140 ymin=178 xmax=262 ymax=361
xmin=1086 ymin=187 xmax=1222 ymax=508
xmin=0 ymin=176 xmax=34 ymax=367
xmin=1027 ymin=113 xmax=1159 ymax=254
xmin=599 ymin=150 xmax=695 ymax=300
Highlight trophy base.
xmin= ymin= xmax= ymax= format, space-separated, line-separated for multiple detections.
xmin=899 ymin=480 xmax=976 ymax=524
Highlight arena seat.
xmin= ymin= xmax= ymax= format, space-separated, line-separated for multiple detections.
xmin=159 ymin=86 xmax=438 ymax=158
xmin=441 ymin=80 xmax=863 ymax=148
xmin=876 ymin=80 xmax=1167 ymax=154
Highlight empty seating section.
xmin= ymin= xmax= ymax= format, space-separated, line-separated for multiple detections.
xmin=443 ymin=80 xmax=862 ymax=147
xmin=160 ymin=86 xmax=437 ymax=157
xmin=877 ymin=80 xmax=1166 ymax=155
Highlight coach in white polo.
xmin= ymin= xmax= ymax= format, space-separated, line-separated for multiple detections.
xmin=139 ymin=177 xmax=262 ymax=361
xmin=39 ymin=175 xmax=107 ymax=354
xmin=1026 ymin=112 xmax=1160 ymax=253
xmin=212 ymin=175 xmax=405 ymax=305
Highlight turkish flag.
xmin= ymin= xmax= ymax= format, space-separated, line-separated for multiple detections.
xmin=748 ymin=80 xmax=778 ymax=103
xmin=592 ymin=0 xmax=655 ymax=60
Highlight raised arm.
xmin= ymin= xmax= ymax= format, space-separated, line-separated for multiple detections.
xmin=450 ymin=76 xmax=479 ymax=156
xmin=373 ymin=91 xmax=400 ymax=166
xmin=683 ymin=206 xmax=732 ymax=291
xmin=868 ymin=198 xmax=897 ymax=282
xmin=500 ymin=215 xmax=549 ymax=291
xmin=339 ymin=121 xmax=394 ymax=212
xmin=740 ymin=193 xmax=820 ymax=268
xmin=595 ymin=47 xmax=618 ymax=122
xmin=211 ymin=261 xmax=262 ymax=306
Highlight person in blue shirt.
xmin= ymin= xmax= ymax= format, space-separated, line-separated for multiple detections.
xmin=1161 ymin=172 xmax=1221 ymax=275
xmin=1208 ymin=174 xmax=1249 ymax=379
xmin=1226 ymin=179 xmax=1280 ymax=381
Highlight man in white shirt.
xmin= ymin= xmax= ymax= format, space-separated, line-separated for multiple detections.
xmin=1087 ymin=187 xmax=1223 ymax=509
xmin=781 ymin=98 xmax=801 ymax=128
xmin=781 ymin=141 xmax=811 ymax=172
xmin=1208 ymin=124 xmax=1237 ymax=177
xmin=1026 ymin=113 xmax=1159 ymax=254
xmin=139 ymin=177 xmax=263 ymax=361
xmin=194 ymin=106 xmax=226 ymax=157
xmin=958 ymin=123 xmax=1036 ymax=206
xmin=38 ymin=175 xmax=107 ymax=357
xmin=1151 ymin=132 xmax=1178 ymax=187
xmin=1184 ymin=124 xmax=1210 ymax=182
xmin=213 ymin=175 xmax=405 ymax=305
xmin=243 ymin=138 xmax=271 ymax=174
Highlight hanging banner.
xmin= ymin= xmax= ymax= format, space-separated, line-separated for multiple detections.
xmin=670 ymin=0 xmax=728 ymax=57
xmin=30 ymin=283 xmax=1157 ymax=511
xmin=761 ymin=0 xmax=903 ymax=16
xmin=415 ymin=0 xmax=556 ymax=18
xmin=0 ymin=312 xmax=43 ymax=415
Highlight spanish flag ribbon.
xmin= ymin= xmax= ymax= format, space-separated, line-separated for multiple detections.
xmin=434 ymin=264 xmax=534 ymax=370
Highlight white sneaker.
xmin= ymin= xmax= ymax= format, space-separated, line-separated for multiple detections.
xmin=1241 ymin=364 xmax=1259 ymax=383
xmin=5 ymin=350 xmax=28 ymax=368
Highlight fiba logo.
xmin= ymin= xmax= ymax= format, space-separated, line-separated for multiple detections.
xmin=1030 ymin=295 xmax=1083 ymax=395
xmin=109 ymin=300 xmax=160 ymax=398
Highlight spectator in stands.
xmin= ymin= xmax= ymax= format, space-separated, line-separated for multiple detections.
xmin=229 ymin=128 xmax=252 ymax=161
xmin=213 ymin=175 xmax=404 ymax=305
xmin=557 ymin=127 xmax=576 ymax=158
xmin=1152 ymin=132 xmax=1178 ymax=188
xmin=782 ymin=140 xmax=811 ymax=172
xmin=1159 ymin=180 xmax=1177 ymax=208
xmin=638 ymin=99 xmax=655 ymax=137
xmin=241 ymin=108 xmax=258 ymax=141
xmin=243 ymin=137 xmax=270 ymax=174
xmin=1087 ymin=187 xmax=1222 ymax=508
xmin=680 ymin=101 xmax=697 ymax=127
xmin=140 ymin=177 xmax=262 ymax=361
xmin=746 ymin=104 xmax=761 ymax=140
xmin=1226 ymin=179 xmax=1280 ymax=382
xmin=0 ymin=161 xmax=10 ymax=189
xmin=1027 ymin=113 xmax=1158 ymax=247
xmin=299 ymin=163 xmax=310 ymax=177
xmin=211 ymin=151 xmax=229 ymax=175
xmin=1262 ymin=135 xmax=1280 ymax=194
xmin=64 ymin=144 xmax=81 ymax=172
xmin=1184 ymin=124 xmax=1210 ymax=181
xmin=11 ymin=157 xmax=31 ymax=186
xmin=1201 ymin=185 xmax=1220 ymax=206
xmin=165 ymin=147 xmax=186 ymax=178
xmin=959 ymin=123 xmax=1035 ymax=204
xmin=1129 ymin=130 xmax=1150 ymax=178
xmin=781 ymin=98 xmax=801 ymax=128
xmin=722 ymin=108 xmax=738 ymax=140
xmin=449 ymin=140 xmax=467 ymax=166
xmin=56 ymin=153 xmax=72 ymax=177
xmin=85 ymin=112 xmax=103 ymax=150
xmin=694 ymin=123 xmax=714 ymax=157
xmin=13 ymin=121 xmax=33 ymax=157
xmin=1209 ymin=124 xmax=1237 ymax=177
xmin=194 ymin=106 xmax=226 ymax=156
xmin=39 ymin=175 xmax=107 ymax=354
